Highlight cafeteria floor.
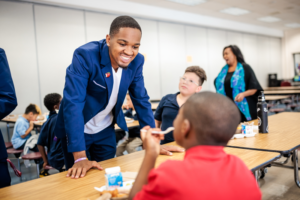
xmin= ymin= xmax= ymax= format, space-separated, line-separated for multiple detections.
xmin=6 ymin=150 xmax=300 ymax=200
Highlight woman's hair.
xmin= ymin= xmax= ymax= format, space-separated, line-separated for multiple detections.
xmin=185 ymin=66 xmax=207 ymax=86
xmin=223 ymin=45 xmax=245 ymax=64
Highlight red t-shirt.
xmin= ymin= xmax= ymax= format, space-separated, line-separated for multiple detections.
xmin=134 ymin=146 xmax=261 ymax=200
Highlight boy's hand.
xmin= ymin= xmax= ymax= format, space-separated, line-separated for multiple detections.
xmin=29 ymin=121 xmax=34 ymax=128
xmin=43 ymin=162 xmax=49 ymax=169
xmin=140 ymin=126 xmax=163 ymax=158
xmin=160 ymin=145 xmax=185 ymax=156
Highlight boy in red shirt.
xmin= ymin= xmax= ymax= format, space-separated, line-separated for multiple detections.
xmin=129 ymin=92 xmax=261 ymax=200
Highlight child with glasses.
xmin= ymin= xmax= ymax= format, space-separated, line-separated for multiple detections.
xmin=154 ymin=66 xmax=207 ymax=145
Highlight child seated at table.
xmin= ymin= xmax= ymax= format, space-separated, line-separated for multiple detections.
xmin=116 ymin=93 xmax=142 ymax=156
xmin=129 ymin=92 xmax=261 ymax=200
xmin=11 ymin=104 xmax=41 ymax=151
xmin=37 ymin=93 xmax=64 ymax=173
xmin=154 ymin=66 xmax=206 ymax=145
xmin=11 ymin=104 xmax=44 ymax=174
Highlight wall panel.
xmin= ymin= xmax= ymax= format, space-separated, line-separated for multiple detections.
xmin=0 ymin=1 xmax=40 ymax=114
xmin=34 ymin=5 xmax=86 ymax=112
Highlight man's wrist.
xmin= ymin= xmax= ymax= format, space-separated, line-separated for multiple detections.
xmin=73 ymin=151 xmax=87 ymax=160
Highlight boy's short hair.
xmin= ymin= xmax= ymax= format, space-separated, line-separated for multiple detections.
xmin=25 ymin=104 xmax=41 ymax=115
xmin=109 ymin=16 xmax=142 ymax=37
xmin=44 ymin=93 xmax=62 ymax=111
xmin=182 ymin=92 xmax=240 ymax=146
xmin=185 ymin=66 xmax=207 ymax=86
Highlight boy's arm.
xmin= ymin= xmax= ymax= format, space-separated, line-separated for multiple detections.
xmin=129 ymin=126 xmax=163 ymax=200
xmin=37 ymin=145 xmax=48 ymax=168
xmin=20 ymin=121 xmax=34 ymax=139
xmin=155 ymin=120 xmax=162 ymax=128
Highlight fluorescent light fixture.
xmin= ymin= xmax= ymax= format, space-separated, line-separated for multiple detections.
xmin=220 ymin=7 xmax=250 ymax=16
xmin=167 ymin=0 xmax=207 ymax=6
xmin=258 ymin=16 xmax=281 ymax=23
xmin=285 ymin=23 xmax=300 ymax=28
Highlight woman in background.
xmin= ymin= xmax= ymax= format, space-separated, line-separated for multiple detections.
xmin=214 ymin=45 xmax=262 ymax=122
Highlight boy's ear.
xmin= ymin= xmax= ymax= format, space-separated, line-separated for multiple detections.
xmin=181 ymin=119 xmax=191 ymax=139
xmin=54 ymin=104 xmax=59 ymax=110
xmin=196 ymin=85 xmax=202 ymax=93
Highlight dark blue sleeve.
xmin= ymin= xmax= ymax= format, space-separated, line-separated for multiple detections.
xmin=128 ymin=56 xmax=155 ymax=128
xmin=154 ymin=96 xmax=167 ymax=121
xmin=0 ymin=48 xmax=17 ymax=120
xmin=37 ymin=124 xmax=47 ymax=146
xmin=62 ymin=48 xmax=91 ymax=152
xmin=0 ymin=48 xmax=17 ymax=163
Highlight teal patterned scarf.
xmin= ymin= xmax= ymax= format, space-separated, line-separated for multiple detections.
xmin=215 ymin=62 xmax=252 ymax=120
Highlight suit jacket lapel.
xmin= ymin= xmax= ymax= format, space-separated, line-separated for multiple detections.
xmin=101 ymin=64 xmax=113 ymax=100
xmin=100 ymin=43 xmax=113 ymax=101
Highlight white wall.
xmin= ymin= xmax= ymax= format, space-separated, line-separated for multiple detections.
xmin=185 ymin=26 xmax=209 ymax=91
xmin=34 ymin=5 xmax=86 ymax=111
xmin=282 ymin=28 xmax=300 ymax=79
xmin=0 ymin=0 xmax=282 ymax=115
xmin=0 ymin=1 xmax=40 ymax=114
xmin=158 ymin=22 xmax=186 ymax=96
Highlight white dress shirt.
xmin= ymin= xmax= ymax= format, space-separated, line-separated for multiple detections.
xmin=84 ymin=67 xmax=123 ymax=134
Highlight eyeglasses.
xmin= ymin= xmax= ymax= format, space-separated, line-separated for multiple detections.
xmin=180 ymin=77 xmax=199 ymax=86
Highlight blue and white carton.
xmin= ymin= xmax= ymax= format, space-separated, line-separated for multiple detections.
xmin=105 ymin=166 xmax=123 ymax=189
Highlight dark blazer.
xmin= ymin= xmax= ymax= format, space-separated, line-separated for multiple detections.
xmin=0 ymin=48 xmax=18 ymax=188
xmin=55 ymin=39 xmax=155 ymax=152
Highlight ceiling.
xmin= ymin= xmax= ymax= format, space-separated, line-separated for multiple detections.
xmin=123 ymin=0 xmax=300 ymax=31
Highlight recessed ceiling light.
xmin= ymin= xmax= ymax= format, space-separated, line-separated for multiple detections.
xmin=285 ymin=23 xmax=300 ymax=28
xmin=258 ymin=16 xmax=281 ymax=23
xmin=220 ymin=7 xmax=250 ymax=16
xmin=167 ymin=0 xmax=207 ymax=6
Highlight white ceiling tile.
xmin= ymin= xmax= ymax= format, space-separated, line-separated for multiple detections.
xmin=124 ymin=0 xmax=299 ymax=30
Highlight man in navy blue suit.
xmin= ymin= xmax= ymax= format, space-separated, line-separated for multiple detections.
xmin=0 ymin=48 xmax=18 ymax=188
xmin=56 ymin=16 xmax=183 ymax=179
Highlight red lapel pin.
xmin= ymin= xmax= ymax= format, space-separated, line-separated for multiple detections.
xmin=105 ymin=72 xmax=111 ymax=78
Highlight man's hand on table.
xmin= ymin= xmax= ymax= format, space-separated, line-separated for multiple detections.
xmin=160 ymin=145 xmax=185 ymax=156
xmin=66 ymin=151 xmax=103 ymax=179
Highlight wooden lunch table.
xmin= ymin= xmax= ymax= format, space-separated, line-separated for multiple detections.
xmin=264 ymin=90 xmax=300 ymax=95
xmin=264 ymin=86 xmax=300 ymax=90
xmin=151 ymin=102 xmax=159 ymax=111
xmin=228 ymin=112 xmax=300 ymax=188
xmin=265 ymin=95 xmax=290 ymax=101
xmin=1 ymin=114 xmax=140 ymax=138
xmin=1 ymin=114 xmax=44 ymax=139
xmin=0 ymin=142 xmax=280 ymax=200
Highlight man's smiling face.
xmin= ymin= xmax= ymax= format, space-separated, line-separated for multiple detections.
xmin=106 ymin=27 xmax=141 ymax=69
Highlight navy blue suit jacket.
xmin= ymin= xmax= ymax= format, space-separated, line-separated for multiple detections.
xmin=0 ymin=48 xmax=18 ymax=161
xmin=55 ymin=39 xmax=155 ymax=152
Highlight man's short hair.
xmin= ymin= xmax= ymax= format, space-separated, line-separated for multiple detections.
xmin=185 ymin=66 xmax=207 ymax=86
xmin=44 ymin=93 xmax=62 ymax=111
xmin=182 ymin=92 xmax=240 ymax=146
xmin=109 ymin=16 xmax=142 ymax=37
xmin=25 ymin=104 xmax=40 ymax=115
